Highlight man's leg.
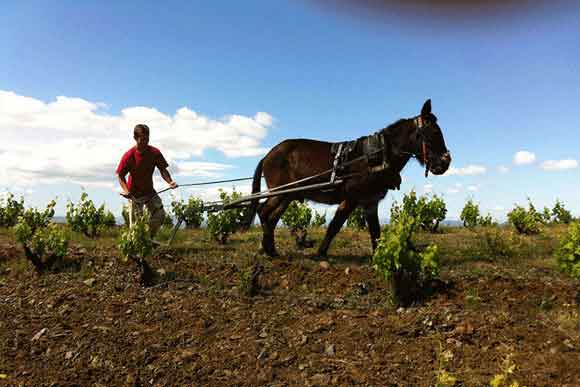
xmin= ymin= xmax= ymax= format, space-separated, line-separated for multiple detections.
xmin=129 ymin=199 xmax=145 ymax=226
xmin=146 ymin=195 xmax=166 ymax=238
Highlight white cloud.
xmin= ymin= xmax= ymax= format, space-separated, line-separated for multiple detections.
xmin=513 ymin=151 xmax=536 ymax=165
xmin=444 ymin=165 xmax=487 ymax=176
xmin=467 ymin=185 xmax=479 ymax=192
xmin=255 ymin=112 xmax=273 ymax=127
xmin=73 ymin=180 xmax=116 ymax=190
xmin=183 ymin=184 xmax=253 ymax=203
xmin=174 ymin=161 xmax=234 ymax=177
xmin=497 ymin=165 xmax=510 ymax=174
xmin=443 ymin=182 xmax=464 ymax=195
xmin=540 ymin=159 xmax=578 ymax=171
xmin=0 ymin=90 xmax=273 ymax=188
xmin=423 ymin=184 xmax=433 ymax=193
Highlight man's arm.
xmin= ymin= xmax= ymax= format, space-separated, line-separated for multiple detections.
xmin=117 ymin=173 xmax=131 ymax=198
xmin=159 ymin=167 xmax=178 ymax=189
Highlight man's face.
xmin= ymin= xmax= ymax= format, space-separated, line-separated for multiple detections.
xmin=134 ymin=129 xmax=149 ymax=151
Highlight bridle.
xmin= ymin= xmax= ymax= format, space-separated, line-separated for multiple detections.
xmin=399 ymin=115 xmax=432 ymax=177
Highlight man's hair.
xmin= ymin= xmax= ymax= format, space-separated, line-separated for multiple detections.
xmin=134 ymin=124 xmax=150 ymax=137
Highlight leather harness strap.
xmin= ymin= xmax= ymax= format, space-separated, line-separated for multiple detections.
xmin=330 ymin=143 xmax=343 ymax=183
xmin=414 ymin=116 xmax=430 ymax=177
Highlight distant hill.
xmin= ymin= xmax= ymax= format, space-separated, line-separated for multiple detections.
xmin=52 ymin=216 xmax=125 ymax=225
xmin=441 ymin=220 xmax=463 ymax=227
xmin=53 ymin=216 xmax=67 ymax=224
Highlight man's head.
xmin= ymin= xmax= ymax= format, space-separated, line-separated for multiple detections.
xmin=133 ymin=124 xmax=150 ymax=152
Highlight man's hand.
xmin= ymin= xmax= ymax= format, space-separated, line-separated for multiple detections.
xmin=169 ymin=181 xmax=178 ymax=189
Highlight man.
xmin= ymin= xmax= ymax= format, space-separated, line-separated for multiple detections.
xmin=116 ymin=124 xmax=178 ymax=237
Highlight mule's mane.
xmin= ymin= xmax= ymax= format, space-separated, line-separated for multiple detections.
xmin=381 ymin=118 xmax=411 ymax=136
xmin=378 ymin=117 xmax=425 ymax=168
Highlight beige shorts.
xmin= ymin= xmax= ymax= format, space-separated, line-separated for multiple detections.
xmin=129 ymin=194 xmax=166 ymax=228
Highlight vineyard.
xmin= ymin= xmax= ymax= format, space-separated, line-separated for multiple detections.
xmin=0 ymin=192 xmax=579 ymax=386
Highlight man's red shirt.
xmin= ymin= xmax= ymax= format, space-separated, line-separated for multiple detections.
xmin=116 ymin=145 xmax=169 ymax=197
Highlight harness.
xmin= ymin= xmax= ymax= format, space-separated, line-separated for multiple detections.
xmin=330 ymin=115 xmax=432 ymax=182
xmin=330 ymin=131 xmax=393 ymax=182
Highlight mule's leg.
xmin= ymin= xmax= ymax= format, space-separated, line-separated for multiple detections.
xmin=258 ymin=195 xmax=292 ymax=257
xmin=364 ymin=201 xmax=381 ymax=252
xmin=317 ymin=200 xmax=356 ymax=257
xmin=258 ymin=197 xmax=278 ymax=256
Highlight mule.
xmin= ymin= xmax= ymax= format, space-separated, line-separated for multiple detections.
xmin=245 ymin=99 xmax=451 ymax=257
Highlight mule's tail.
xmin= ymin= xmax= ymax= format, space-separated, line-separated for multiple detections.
xmin=240 ymin=158 xmax=263 ymax=230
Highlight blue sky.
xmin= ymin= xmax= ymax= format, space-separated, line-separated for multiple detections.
xmin=1 ymin=1 xmax=579 ymax=221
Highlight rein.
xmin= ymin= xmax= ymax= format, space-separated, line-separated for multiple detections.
xmin=422 ymin=141 xmax=429 ymax=177
xmin=125 ymin=177 xmax=255 ymax=204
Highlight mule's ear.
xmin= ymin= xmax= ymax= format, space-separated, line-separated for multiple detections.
xmin=421 ymin=99 xmax=432 ymax=116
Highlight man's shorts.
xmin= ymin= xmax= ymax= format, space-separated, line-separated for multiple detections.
xmin=129 ymin=194 xmax=166 ymax=227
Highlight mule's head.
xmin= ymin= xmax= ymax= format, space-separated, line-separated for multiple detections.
xmin=414 ymin=99 xmax=451 ymax=175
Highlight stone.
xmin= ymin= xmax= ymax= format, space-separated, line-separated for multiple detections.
xmin=257 ymin=349 xmax=268 ymax=360
xmin=310 ymin=373 xmax=331 ymax=386
xmin=325 ymin=343 xmax=336 ymax=356
xmin=83 ymin=278 xmax=96 ymax=287
xmin=319 ymin=261 xmax=330 ymax=270
xmin=31 ymin=328 xmax=48 ymax=342
xmin=177 ymin=350 xmax=196 ymax=362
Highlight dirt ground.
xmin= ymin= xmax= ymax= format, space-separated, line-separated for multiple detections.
xmin=0 ymin=227 xmax=579 ymax=386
